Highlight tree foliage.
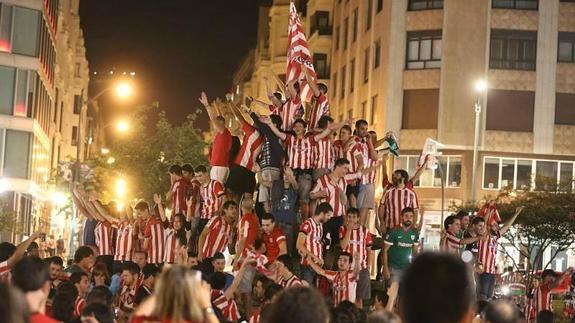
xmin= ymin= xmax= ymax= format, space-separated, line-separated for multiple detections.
xmin=88 ymin=105 xmax=207 ymax=202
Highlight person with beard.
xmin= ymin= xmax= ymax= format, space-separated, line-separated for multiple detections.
xmin=382 ymin=207 xmax=420 ymax=287
xmin=477 ymin=206 xmax=524 ymax=300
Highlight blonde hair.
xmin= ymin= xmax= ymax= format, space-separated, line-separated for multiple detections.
xmin=152 ymin=265 xmax=203 ymax=323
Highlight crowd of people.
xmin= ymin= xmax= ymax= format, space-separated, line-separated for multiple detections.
xmin=0 ymin=73 xmax=573 ymax=323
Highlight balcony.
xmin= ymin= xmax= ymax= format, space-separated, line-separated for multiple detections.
xmin=310 ymin=11 xmax=332 ymax=37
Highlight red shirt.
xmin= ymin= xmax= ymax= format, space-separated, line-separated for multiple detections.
xmin=442 ymin=232 xmax=462 ymax=254
xmin=311 ymin=173 xmax=360 ymax=217
xmin=30 ymin=313 xmax=58 ymax=323
xmin=95 ymin=221 xmax=114 ymax=256
xmin=263 ymin=227 xmax=286 ymax=264
xmin=477 ymin=203 xmax=501 ymax=227
xmin=170 ymin=178 xmax=188 ymax=215
xmin=285 ymin=134 xmax=316 ymax=170
xmin=114 ymin=221 xmax=134 ymax=261
xmin=308 ymin=93 xmax=329 ymax=130
xmin=234 ymin=122 xmax=263 ymax=172
xmin=324 ymin=270 xmax=357 ymax=306
xmin=211 ymin=289 xmax=240 ymax=321
xmin=200 ymin=180 xmax=225 ymax=219
xmin=201 ymin=216 xmax=232 ymax=258
xmin=478 ymin=233 xmax=500 ymax=274
xmin=280 ymin=96 xmax=302 ymax=131
xmin=237 ymin=213 xmax=260 ymax=251
xmin=533 ymin=283 xmax=553 ymax=312
xmin=339 ymin=226 xmax=372 ymax=269
xmin=144 ymin=217 xmax=165 ymax=264
xmin=381 ymin=186 xmax=419 ymax=228
xmin=313 ymin=136 xmax=334 ymax=169
xmin=210 ymin=128 xmax=232 ymax=167
xmin=74 ymin=296 xmax=85 ymax=318
xmin=299 ymin=218 xmax=323 ymax=265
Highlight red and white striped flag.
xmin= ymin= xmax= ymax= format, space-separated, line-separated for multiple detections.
xmin=287 ymin=1 xmax=317 ymax=102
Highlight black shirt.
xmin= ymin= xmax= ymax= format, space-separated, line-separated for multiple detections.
xmin=464 ymin=231 xmax=479 ymax=256
xmin=134 ymin=285 xmax=152 ymax=305
xmin=250 ymin=112 xmax=284 ymax=169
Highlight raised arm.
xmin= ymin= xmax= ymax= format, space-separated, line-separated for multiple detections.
xmin=229 ymin=103 xmax=248 ymax=125
xmin=6 ymin=231 xmax=41 ymax=268
xmin=339 ymin=223 xmax=352 ymax=250
xmin=305 ymin=255 xmax=327 ymax=276
xmin=261 ymin=116 xmax=287 ymax=141
xmin=365 ymin=133 xmax=380 ymax=161
xmin=224 ymin=257 xmax=252 ymax=300
xmin=286 ymin=79 xmax=298 ymax=101
xmin=303 ymin=67 xmax=320 ymax=97
xmin=550 ymin=267 xmax=573 ymax=289
xmin=410 ymin=155 xmax=430 ymax=184
xmin=197 ymin=227 xmax=209 ymax=262
xmin=500 ymin=206 xmax=524 ymax=235
xmin=153 ymin=194 xmax=168 ymax=223
xmin=92 ymin=200 xmax=119 ymax=224
xmin=264 ymin=77 xmax=283 ymax=108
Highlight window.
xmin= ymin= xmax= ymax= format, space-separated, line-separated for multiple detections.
xmin=12 ymin=7 xmax=40 ymax=56
xmin=406 ymin=30 xmax=442 ymax=69
xmin=310 ymin=11 xmax=331 ymax=35
xmin=343 ymin=18 xmax=349 ymax=50
xmin=73 ymin=94 xmax=82 ymax=114
xmin=490 ymin=29 xmax=537 ymax=70
xmin=398 ymin=155 xmax=461 ymax=187
xmin=350 ymin=59 xmax=355 ymax=93
xmin=486 ymin=89 xmax=534 ymax=132
xmin=363 ymin=48 xmax=370 ymax=83
xmin=501 ymin=159 xmax=515 ymax=188
xmin=352 ymin=8 xmax=358 ymax=43
xmin=340 ymin=66 xmax=346 ymax=99
xmin=374 ymin=40 xmax=381 ymax=68
xmin=377 ymin=0 xmax=384 ymax=12
xmin=558 ymin=32 xmax=575 ymax=63
xmin=4 ymin=130 xmax=31 ymax=179
xmin=483 ymin=158 xmax=500 ymax=189
xmin=0 ymin=5 xmax=13 ymax=52
xmin=0 ymin=66 xmax=15 ymax=115
xmin=535 ymin=161 xmax=558 ymax=191
xmin=366 ymin=0 xmax=373 ymax=31
xmin=347 ymin=108 xmax=353 ymax=120
xmin=74 ymin=63 xmax=81 ymax=77
xmin=492 ymin=0 xmax=538 ymax=9
xmin=402 ymin=89 xmax=439 ymax=129
xmin=0 ymin=66 xmax=36 ymax=117
xmin=335 ymin=26 xmax=340 ymax=50
xmin=559 ymin=162 xmax=573 ymax=192
xmin=72 ymin=126 xmax=78 ymax=146
xmin=361 ymin=101 xmax=367 ymax=119
xmin=313 ymin=53 xmax=329 ymax=79
xmin=370 ymin=95 xmax=377 ymax=124
xmin=516 ymin=160 xmax=532 ymax=190
xmin=555 ymin=93 xmax=575 ymax=125
xmin=408 ymin=0 xmax=444 ymax=10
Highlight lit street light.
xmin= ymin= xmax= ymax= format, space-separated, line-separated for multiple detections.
xmin=115 ymin=120 xmax=130 ymax=133
xmin=101 ymin=148 xmax=110 ymax=155
xmin=106 ymin=157 xmax=116 ymax=165
xmin=115 ymin=178 xmax=127 ymax=199
xmin=471 ymin=79 xmax=488 ymax=202
xmin=115 ymin=82 xmax=134 ymax=99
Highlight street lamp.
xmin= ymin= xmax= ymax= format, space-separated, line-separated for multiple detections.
xmin=115 ymin=82 xmax=133 ymax=99
xmin=115 ymin=178 xmax=127 ymax=199
xmin=471 ymin=79 xmax=488 ymax=203
xmin=100 ymin=148 xmax=110 ymax=155
xmin=115 ymin=120 xmax=130 ymax=133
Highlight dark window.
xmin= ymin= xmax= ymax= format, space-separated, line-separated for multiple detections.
xmin=310 ymin=11 xmax=331 ymax=36
xmin=363 ymin=48 xmax=370 ymax=83
xmin=366 ymin=0 xmax=373 ymax=31
xmin=558 ymin=32 xmax=575 ymax=63
xmin=406 ymin=30 xmax=442 ymax=69
xmin=402 ymin=89 xmax=439 ymax=129
xmin=343 ymin=18 xmax=349 ymax=50
xmin=352 ymin=8 xmax=358 ymax=43
xmin=335 ymin=26 xmax=340 ymax=50
xmin=370 ymin=94 xmax=378 ymax=124
xmin=374 ymin=40 xmax=381 ymax=69
xmin=72 ymin=126 xmax=78 ymax=146
xmin=350 ymin=59 xmax=355 ymax=93
xmin=377 ymin=0 xmax=384 ymax=12
xmin=73 ymin=94 xmax=82 ymax=114
xmin=555 ymin=93 xmax=575 ymax=125
xmin=340 ymin=66 xmax=346 ymax=99
xmin=492 ymin=0 xmax=538 ymax=9
xmin=490 ymin=29 xmax=537 ymax=70
xmin=408 ymin=0 xmax=444 ymax=11
xmin=486 ymin=89 xmax=534 ymax=132
xmin=313 ymin=53 xmax=329 ymax=79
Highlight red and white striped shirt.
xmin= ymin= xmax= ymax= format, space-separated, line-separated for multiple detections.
xmin=211 ymin=289 xmax=240 ymax=321
xmin=308 ymin=93 xmax=330 ymax=130
xmin=74 ymin=296 xmax=85 ymax=318
xmin=478 ymin=233 xmax=499 ymax=274
xmin=278 ymin=274 xmax=306 ymax=288
xmin=280 ymin=97 xmax=303 ymax=131
xmin=0 ymin=260 xmax=9 ymax=278
xmin=118 ymin=283 xmax=138 ymax=313
xmin=144 ymin=217 xmax=165 ymax=264
xmin=114 ymin=221 xmax=134 ymax=262
xmin=313 ymin=136 xmax=334 ymax=169
xmin=285 ymin=134 xmax=316 ymax=170
xmin=249 ymin=308 xmax=261 ymax=323
xmin=163 ymin=228 xmax=181 ymax=264
xmin=237 ymin=213 xmax=260 ymax=252
xmin=333 ymin=140 xmax=344 ymax=160
xmin=170 ymin=178 xmax=188 ymax=215
xmin=234 ymin=122 xmax=263 ymax=172
xmin=477 ymin=203 xmax=501 ymax=227
xmin=339 ymin=226 xmax=372 ymax=269
xmin=441 ymin=233 xmax=462 ymax=254
xmin=381 ymin=187 xmax=419 ymax=228
xmin=200 ymin=180 xmax=225 ymax=219
xmin=347 ymin=141 xmax=364 ymax=174
xmin=201 ymin=216 xmax=232 ymax=259
xmin=95 ymin=221 xmax=114 ymax=256
xmin=532 ymin=284 xmax=553 ymax=313
xmin=361 ymin=156 xmax=378 ymax=185
xmin=311 ymin=173 xmax=361 ymax=217
xmin=299 ymin=218 xmax=323 ymax=265
xmin=324 ymin=270 xmax=357 ymax=306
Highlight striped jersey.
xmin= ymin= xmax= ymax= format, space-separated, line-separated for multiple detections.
xmin=163 ymin=228 xmax=182 ymax=264
xmin=144 ymin=217 xmax=165 ymax=264
xmin=278 ymin=274 xmax=306 ymax=288
xmin=339 ymin=226 xmax=372 ymax=269
xmin=299 ymin=218 xmax=324 ymax=265
xmin=313 ymin=136 xmax=334 ymax=169
xmin=234 ymin=122 xmax=263 ymax=172
xmin=114 ymin=221 xmax=134 ymax=262
xmin=324 ymin=270 xmax=357 ymax=306
xmin=361 ymin=154 xmax=380 ymax=185
xmin=381 ymin=187 xmax=419 ymax=228
xmin=237 ymin=213 xmax=260 ymax=252
xmin=118 ymin=283 xmax=138 ymax=313
xmin=441 ymin=232 xmax=462 ymax=255
xmin=280 ymin=96 xmax=303 ymax=131
xmin=211 ymin=289 xmax=240 ymax=321
xmin=346 ymin=141 xmax=364 ymax=174
xmin=0 ymin=261 xmax=9 ymax=278
xmin=285 ymin=134 xmax=316 ymax=170
xmin=311 ymin=173 xmax=361 ymax=217
xmin=308 ymin=93 xmax=330 ymax=129
xmin=94 ymin=221 xmax=114 ymax=256
xmin=333 ymin=140 xmax=344 ymax=159
xmin=73 ymin=296 xmax=85 ymax=318
xmin=249 ymin=308 xmax=261 ymax=323
xmin=477 ymin=233 xmax=500 ymax=274
xmin=532 ymin=284 xmax=553 ymax=314
xmin=477 ymin=203 xmax=501 ymax=227
xmin=200 ymin=180 xmax=225 ymax=219
xmin=201 ymin=216 xmax=232 ymax=259
xmin=170 ymin=178 xmax=188 ymax=215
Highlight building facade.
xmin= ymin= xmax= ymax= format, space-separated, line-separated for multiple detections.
xmin=0 ymin=0 xmax=89 ymax=242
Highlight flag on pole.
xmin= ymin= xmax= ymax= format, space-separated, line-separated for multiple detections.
xmin=287 ymin=1 xmax=316 ymax=103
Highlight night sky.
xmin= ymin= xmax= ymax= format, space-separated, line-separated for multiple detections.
xmin=79 ymin=0 xmax=264 ymax=127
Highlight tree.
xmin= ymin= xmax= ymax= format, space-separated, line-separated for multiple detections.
xmin=452 ymin=181 xmax=575 ymax=286
xmin=89 ymin=105 xmax=207 ymax=202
